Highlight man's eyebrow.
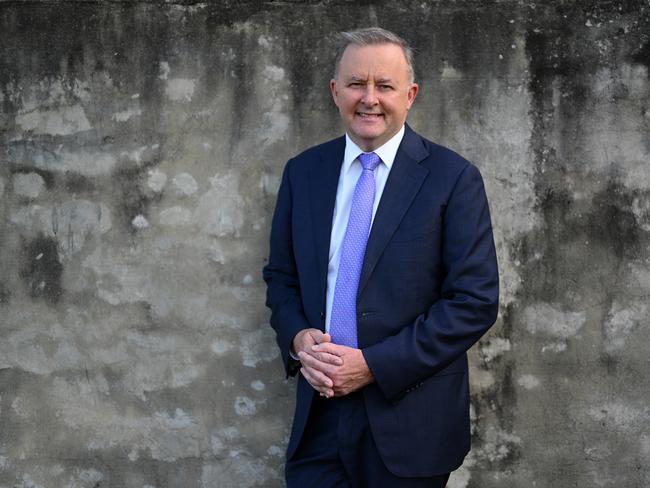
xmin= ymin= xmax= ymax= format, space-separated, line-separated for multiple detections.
xmin=346 ymin=76 xmax=395 ymax=84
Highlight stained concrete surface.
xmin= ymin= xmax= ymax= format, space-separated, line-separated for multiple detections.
xmin=1 ymin=1 xmax=649 ymax=487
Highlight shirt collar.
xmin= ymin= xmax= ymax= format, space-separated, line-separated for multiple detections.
xmin=342 ymin=125 xmax=405 ymax=174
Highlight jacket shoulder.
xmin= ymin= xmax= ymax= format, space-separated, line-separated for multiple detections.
xmin=409 ymin=132 xmax=482 ymax=185
xmin=287 ymin=136 xmax=344 ymax=168
xmin=419 ymin=135 xmax=472 ymax=169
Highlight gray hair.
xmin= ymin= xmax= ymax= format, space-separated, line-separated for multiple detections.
xmin=333 ymin=27 xmax=415 ymax=83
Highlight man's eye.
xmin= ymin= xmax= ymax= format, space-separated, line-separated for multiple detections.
xmin=379 ymin=85 xmax=392 ymax=90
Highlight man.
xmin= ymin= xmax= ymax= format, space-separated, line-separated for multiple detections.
xmin=263 ymin=27 xmax=498 ymax=487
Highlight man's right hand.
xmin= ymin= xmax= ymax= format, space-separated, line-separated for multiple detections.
xmin=292 ymin=329 xmax=341 ymax=397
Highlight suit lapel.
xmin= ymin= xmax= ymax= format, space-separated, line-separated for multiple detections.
xmin=358 ymin=127 xmax=430 ymax=297
xmin=310 ymin=136 xmax=345 ymax=308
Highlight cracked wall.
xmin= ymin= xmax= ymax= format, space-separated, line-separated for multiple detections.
xmin=1 ymin=1 xmax=649 ymax=487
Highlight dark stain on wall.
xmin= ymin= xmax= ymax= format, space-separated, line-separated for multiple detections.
xmin=632 ymin=39 xmax=650 ymax=70
xmin=523 ymin=14 xmax=586 ymax=303
xmin=514 ymin=153 xmax=646 ymax=303
xmin=589 ymin=181 xmax=642 ymax=260
xmin=225 ymin=29 xmax=253 ymax=159
xmin=0 ymin=368 xmax=23 ymax=451
xmin=21 ymin=234 xmax=63 ymax=303
xmin=544 ymin=179 xmax=641 ymax=258
xmin=204 ymin=0 xmax=265 ymax=29
xmin=517 ymin=7 xmax=649 ymax=425
xmin=63 ymin=172 xmax=97 ymax=194
xmin=514 ymin=180 xmax=645 ymax=306
xmin=0 ymin=282 xmax=10 ymax=305
xmin=112 ymin=165 xmax=151 ymax=233
xmin=628 ymin=6 xmax=650 ymax=68
xmin=0 ymin=3 xmax=87 ymax=81
xmin=472 ymin=303 xmax=519 ymax=467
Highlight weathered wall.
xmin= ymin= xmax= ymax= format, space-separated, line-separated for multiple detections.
xmin=0 ymin=1 xmax=648 ymax=487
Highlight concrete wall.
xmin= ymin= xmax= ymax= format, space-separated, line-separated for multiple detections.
xmin=1 ymin=1 xmax=648 ymax=486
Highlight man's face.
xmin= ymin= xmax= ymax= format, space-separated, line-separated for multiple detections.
xmin=330 ymin=43 xmax=419 ymax=152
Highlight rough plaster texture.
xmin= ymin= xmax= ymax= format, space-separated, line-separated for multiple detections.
xmin=0 ymin=1 xmax=649 ymax=487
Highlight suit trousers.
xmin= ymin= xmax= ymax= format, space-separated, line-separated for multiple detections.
xmin=285 ymin=391 xmax=450 ymax=488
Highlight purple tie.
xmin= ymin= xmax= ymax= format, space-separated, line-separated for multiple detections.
xmin=329 ymin=152 xmax=381 ymax=348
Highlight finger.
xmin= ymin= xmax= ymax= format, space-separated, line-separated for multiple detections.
xmin=300 ymin=367 xmax=326 ymax=391
xmin=312 ymin=342 xmax=348 ymax=356
xmin=298 ymin=352 xmax=339 ymax=376
xmin=309 ymin=350 xmax=343 ymax=366
xmin=299 ymin=348 xmax=342 ymax=366
xmin=300 ymin=353 xmax=339 ymax=376
xmin=332 ymin=385 xmax=353 ymax=397
xmin=309 ymin=329 xmax=326 ymax=343
xmin=294 ymin=329 xmax=317 ymax=354
xmin=318 ymin=382 xmax=335 ymax=398
xmin=322 ymin=388 xmax=334 ymax=398
xmin=321 ymin=333 xmax=332 ymax=343
xmin=302 ymin=373 xmax=331 ymax=397
xmin=300 ymin=336 xmax=317 ymax=350
xmin=300 ymin=365 xmax=333 ymax=388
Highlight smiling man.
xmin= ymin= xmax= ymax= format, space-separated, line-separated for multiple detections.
xmin=263 ymin=27 xmax=499 ymax=487
xmin=331 ymin=41 xmax=418 ymax=152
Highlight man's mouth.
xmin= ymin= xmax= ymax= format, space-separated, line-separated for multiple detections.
xmin=357 ymin=112 xmax=383 ymax=118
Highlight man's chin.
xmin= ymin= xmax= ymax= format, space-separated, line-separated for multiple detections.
xmin=350 ymin=129 xmax=385 ymax=144
xmin=351 ymin=125 xmax=400 ymax=149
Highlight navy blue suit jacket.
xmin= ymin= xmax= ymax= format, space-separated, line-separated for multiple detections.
xmin=263 ymin=125 xmax=499 ymax=477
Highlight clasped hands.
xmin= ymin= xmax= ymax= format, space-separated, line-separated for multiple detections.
xmin=293 ymin=328 xmax=374 ymax=398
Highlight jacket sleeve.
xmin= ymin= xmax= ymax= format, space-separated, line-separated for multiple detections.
xmin=262 ymin=159 xmax=312 ymax=377
xmin=362 ymin=163 xmax=499 ymax=403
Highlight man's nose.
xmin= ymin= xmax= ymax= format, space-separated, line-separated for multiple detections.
xmin=361 ymin=85 xmax=378 ymax=105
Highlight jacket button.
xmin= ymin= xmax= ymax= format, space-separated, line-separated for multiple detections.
xmin=320 ymin=312 xmax=325 ymax=319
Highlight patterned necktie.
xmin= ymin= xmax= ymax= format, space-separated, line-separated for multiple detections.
xmin=329 ymin=152 xmax=381 ymax=348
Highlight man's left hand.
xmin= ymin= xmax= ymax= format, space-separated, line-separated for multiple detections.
xmin=304 ymin=343 xmax=374 ymax=397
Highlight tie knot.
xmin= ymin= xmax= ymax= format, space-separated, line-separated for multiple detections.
xmin=358 ymin=152 xmax=381 ymax=172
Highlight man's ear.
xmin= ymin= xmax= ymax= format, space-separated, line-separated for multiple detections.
xmin=406 ymin=83 xmax=419 ymax=110
xmin=330 ymin=79 xmax=339 ymax=106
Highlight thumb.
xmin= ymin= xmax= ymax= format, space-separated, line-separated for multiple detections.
xmin=308 ymin=329 xmax=325 ymax=343
xmin=321 ymin=333 xmax=332 ymax=343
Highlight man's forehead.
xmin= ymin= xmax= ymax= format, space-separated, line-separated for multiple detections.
xmin=341 ymin=42 xmax=406 ymax=59
xmin=338 ymin=44 xmax=409 ymax=76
